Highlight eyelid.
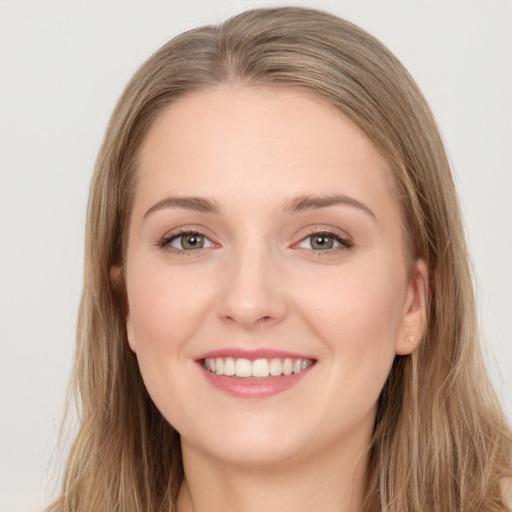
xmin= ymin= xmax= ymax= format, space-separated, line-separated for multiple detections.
xmin=156 ymin=225 xmax=352 ymax=255
xmin=157 ymin=227 xmax=218 ymax=253
xmin=293 ymin=227 xmax=353 ymax=251
xmin=170 ymin=233 xmax=215 ymax=250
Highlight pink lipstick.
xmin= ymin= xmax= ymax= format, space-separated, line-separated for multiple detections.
xmin=196 ymin=348 xmax=316 ymax=398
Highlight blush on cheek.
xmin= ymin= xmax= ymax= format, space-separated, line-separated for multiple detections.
xmin=128 ymin=268 xmax=215 ymax=354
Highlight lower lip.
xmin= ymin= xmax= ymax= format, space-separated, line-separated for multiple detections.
xmin=199 ymin=364 xmax=314 ymax=398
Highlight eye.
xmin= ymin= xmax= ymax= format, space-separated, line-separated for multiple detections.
xmin=161 ymin=230 xmax=215 ymax=251
xmin=297 ymin=231 xmax=352 ymax=251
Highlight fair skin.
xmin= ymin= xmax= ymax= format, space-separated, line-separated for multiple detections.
xmin=122 ymin=85 xmax=428 ymax=512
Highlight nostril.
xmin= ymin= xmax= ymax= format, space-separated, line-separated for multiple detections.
xmin=221 ymin=313 xmax=278 ymax=330
xmin=216 ymin=282 xmax=288 ymax=329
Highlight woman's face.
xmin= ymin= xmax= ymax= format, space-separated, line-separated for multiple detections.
xmin=123 ymin=85 xmax=426 ymax=467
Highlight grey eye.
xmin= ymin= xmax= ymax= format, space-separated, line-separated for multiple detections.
xmin=170 ymin=233 xmax=213 ymax=250
xmin=309 ymin=234 xmax=336 ymax=250
xmin=298 ymin=233 xmax=346 ymax=251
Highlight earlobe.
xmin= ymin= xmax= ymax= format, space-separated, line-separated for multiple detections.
xmin=395 ymin=259 xmax=429 ymax=355
xmin=109 ymin=265 xmax=123 ymax=289
xmin=125 ymin=314 xmax=137 ymax=353
xmin=110 ymin=265 xmax=136 ymax=353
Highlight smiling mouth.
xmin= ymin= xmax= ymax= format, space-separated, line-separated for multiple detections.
xmin=203 ymin=357 xmax=316 ymax=378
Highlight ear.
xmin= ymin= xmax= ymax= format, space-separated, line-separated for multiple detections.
xmin=125 ymin=314 xmax=136 ymax=353
xmin=110 ymin=265 xmax=136 ymax=353
xmin=395 ymin=258 xmax=429 ymax=355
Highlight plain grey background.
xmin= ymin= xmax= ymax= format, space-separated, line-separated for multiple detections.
xmin=1 ymin=1 xmax=511 ymax=510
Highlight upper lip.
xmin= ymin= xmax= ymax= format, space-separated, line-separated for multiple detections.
xmin=196 ymin=348 xmax=316 ymax=361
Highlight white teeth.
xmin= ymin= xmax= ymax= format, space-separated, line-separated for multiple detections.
xmin=223 ymin=357 xmax=235 ymax=376
xmin=252 ymin=359 xmax=270 ymax=377
xmin=269 ymin=358 xmax=282 ymax=376
xmin=235 ymin=358 xmax=252 ymax=377
xmin=207 ymin=358 xmax=216 ymax=373
xmin=203 ymin=357 xmax=314 ymax=378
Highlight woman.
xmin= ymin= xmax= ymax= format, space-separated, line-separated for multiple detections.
xmin=49 ymin=7 xmax=512 ymax=512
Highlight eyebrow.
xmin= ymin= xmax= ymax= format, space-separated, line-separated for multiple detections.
xmin=144 ymin=196 xmax=221 ymax=217
xmin=282 ymin=194 xmax=376 ymax=219
xmin=144 ymin=193 xmax=376 ymax=219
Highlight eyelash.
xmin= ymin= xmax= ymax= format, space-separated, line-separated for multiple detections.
xmin=157 ymin=228 xmax=353 ymax=255
xmin=298 ymin=229 xmax=353 ymax=253
xmin=158 ymin=228 xmax=213 ymax=255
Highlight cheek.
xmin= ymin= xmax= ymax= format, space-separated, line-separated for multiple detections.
xmin=126 ymin=261 xmax=214 ymax=356
xmin=296 ymin=258 xmax=406 ymax=370
xmin=125 ymin=264 xmax=216 ymax=424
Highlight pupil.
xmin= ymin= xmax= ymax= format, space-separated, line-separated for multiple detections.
xmin=312 ymin=235 xmax=333 ymax=250
xmin=183 ymin=235 xmax=203 ymax=249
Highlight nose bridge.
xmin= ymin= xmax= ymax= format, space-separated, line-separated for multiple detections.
xmin=217 ymin=234 xmax=287 ymax=329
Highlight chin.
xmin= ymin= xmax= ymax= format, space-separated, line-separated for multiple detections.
xmin=193 ymin=430 xmax=307 ymax=468
xmin=177 ymin=409 xmax=314 ymax=467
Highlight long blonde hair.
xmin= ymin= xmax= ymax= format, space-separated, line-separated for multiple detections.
xmin=49 ymin=7 xmax=512 ymax=511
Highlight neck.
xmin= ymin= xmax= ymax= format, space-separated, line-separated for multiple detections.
xmin=177 ymin=437 xmax=369 ymax=512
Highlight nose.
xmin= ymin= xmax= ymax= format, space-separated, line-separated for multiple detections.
xmin=216 ymin=244 xmax=288 ymax=330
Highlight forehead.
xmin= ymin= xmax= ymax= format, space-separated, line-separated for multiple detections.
xmin=135 ymin=85 xmax=394 ymax=210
